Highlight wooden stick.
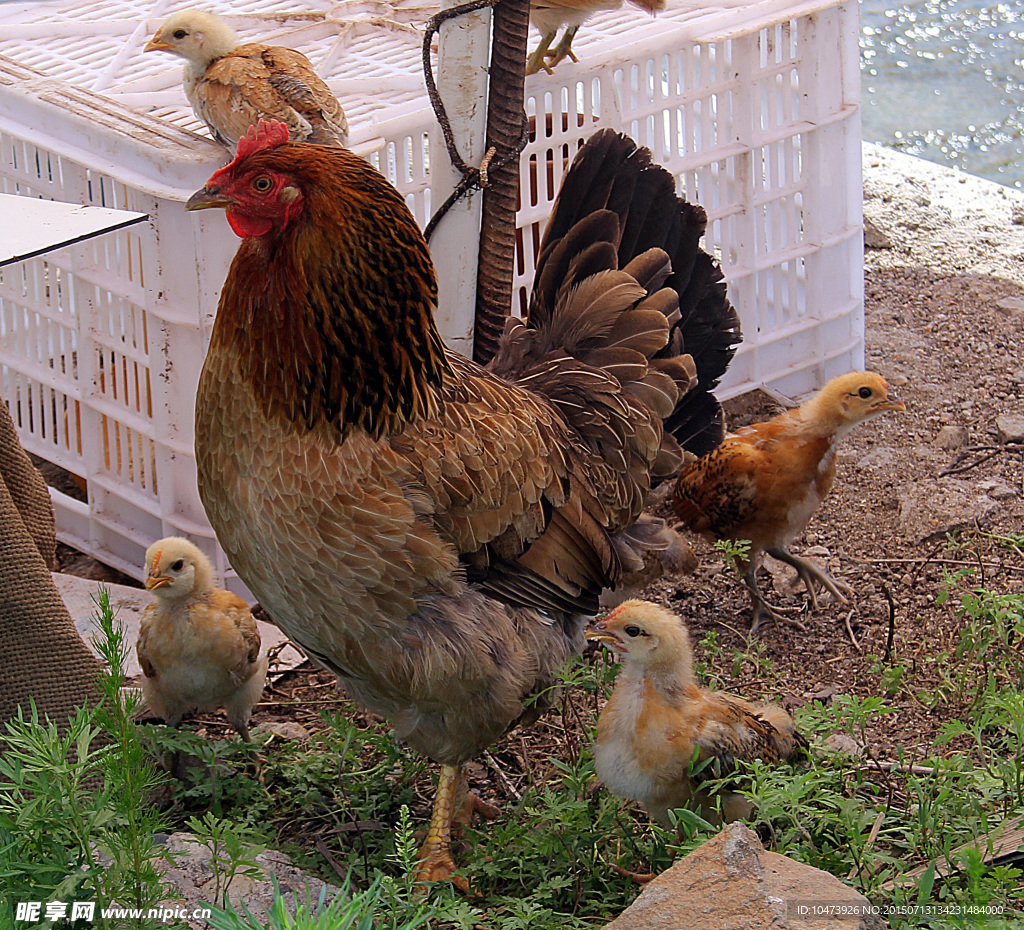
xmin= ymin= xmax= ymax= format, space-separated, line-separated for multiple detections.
xmin=846 ymin=810 xmax=886 ymax=880
xmin=483 ymin=750 xmax=522 ymax=801
xmin=843 ymin=609 xmax=861 ymax=652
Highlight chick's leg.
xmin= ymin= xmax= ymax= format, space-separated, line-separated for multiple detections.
xmin=547 ymin=26 xmax=580 ymax=69
xmin=767 ymin=547 xmax=853 ymax=609
xmin=526 ymin=31 xmax=556 ymax=75
xmin=742 ymin=559 xmax=806 ymax=633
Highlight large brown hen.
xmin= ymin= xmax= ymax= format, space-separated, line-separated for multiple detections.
xmin=185 ymin=121 xmax=740 ymax=886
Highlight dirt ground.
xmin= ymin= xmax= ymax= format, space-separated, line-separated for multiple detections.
xmin=51 ymin=145 xmax=1024 ymax=825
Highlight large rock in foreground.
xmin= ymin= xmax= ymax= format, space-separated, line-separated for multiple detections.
xmin=604 ymin=822 xmax=887 ymax=930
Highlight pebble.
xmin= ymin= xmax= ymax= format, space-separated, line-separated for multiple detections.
xmin=995 ymin=413 xmax=1024 ymax=444
xmin=933 ymin=425 xmax=969 ymax=450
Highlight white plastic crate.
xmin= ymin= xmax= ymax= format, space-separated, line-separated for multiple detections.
xmin=0 ymin=0 xmax=864 ymax=592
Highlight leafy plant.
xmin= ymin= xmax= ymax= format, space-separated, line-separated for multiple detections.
xmin=0 ymin=587 xmax=172 ymax=929
xmin=206 ymin=873 xmax=433 ymax=930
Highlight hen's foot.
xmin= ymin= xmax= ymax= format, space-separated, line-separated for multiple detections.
xmin=414 ymin=848 xmax=470 ymax=894
xmin=455 ymin=791 xmax=500 ymax=830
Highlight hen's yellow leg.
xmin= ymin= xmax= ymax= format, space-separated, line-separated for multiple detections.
xmin=415 ymin=763 xmax=468 ymax=891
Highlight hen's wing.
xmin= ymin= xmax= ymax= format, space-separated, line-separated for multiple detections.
xmin=194 ymin=44 xmax=347 ymax=147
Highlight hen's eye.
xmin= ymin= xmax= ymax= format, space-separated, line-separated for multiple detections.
xmin=170 ymin=559 xmax=184 ymax=572
xmin=253 ymin=176 xmax=273 ymax=193
xmin=858 ymin=387 xmax=873 ymax=399
xmin=624 ymin=625 xmax=641 ymax=637
xmin=172 ymin=29 xmax=187 ymax=38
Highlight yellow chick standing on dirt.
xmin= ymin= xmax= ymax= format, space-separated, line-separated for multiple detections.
xmin=137 ymin=537 xmax=267 ymax=740
xmin=587 ymin=599 xmax=806 ymax=826
xmin=673 ymin=371 xmax=906 ymax=630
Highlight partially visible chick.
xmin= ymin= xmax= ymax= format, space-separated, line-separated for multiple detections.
xmin=527 ymin=0 xmax=665 ymax=74
xmin=137 ymin=537 xmax=267 ymax=740
xmin=673 ymin=372 xmax=906 ymax=630
xmin=145 ymin=9 xmax=348 ymax=151
xmin=588 ymin=599 xmax=806 ymax=826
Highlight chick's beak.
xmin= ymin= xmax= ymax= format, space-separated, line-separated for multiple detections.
xmin=186 ymin=186 xmax=234 ymax=212
xmin=878 ymin=390 xmax=906 ymax=413
xmin=585 ymin=621 xmax=621 ymax=646
xmin=144 ymin=36 xmax=172 ymax=52
xmin=145 ymin=574 xmax=171 ymax=591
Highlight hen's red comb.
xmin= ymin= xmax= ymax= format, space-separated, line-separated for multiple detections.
xmin=237 ymin=119 xmax=290 ymax=160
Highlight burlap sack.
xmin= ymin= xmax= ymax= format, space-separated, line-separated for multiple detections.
xmin=0 ymin=401 xmax=101 ymax=725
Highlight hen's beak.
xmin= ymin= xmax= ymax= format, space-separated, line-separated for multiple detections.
xmin=144 ymin=36 xmax=172 ymax=52
xmin=186 ymin=186 xmax=234 ymax=212
xmin=145 ymin=574 xmax=171 ymax=591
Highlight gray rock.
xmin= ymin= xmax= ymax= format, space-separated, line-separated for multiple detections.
xmin=995 ymin=296 xmax=1024 ymax=317
xmin=933 ymin=425 xmax=969 ymax=451
xmin=898 ymin=479 xmax=1002 ymax=541
xmin=158 ymin=833 xmax=342 ymax=929
xmin=995 ymin=413 xmax=1024 ymax=444
xmin=864 ymin=216 xmax=892 ymax=250
xmin=602 ymin=822 xmax=887 ymax=929
xmin=979 ymin=478 xmax=1020 ymax=501
xmin=857 ymin=447 xmax=897 ymax=469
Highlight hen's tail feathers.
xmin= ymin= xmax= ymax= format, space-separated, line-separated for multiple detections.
xmin=521 ymin=128 xmax=742 ymax=459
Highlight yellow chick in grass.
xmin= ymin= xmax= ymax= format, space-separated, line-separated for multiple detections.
xmin=588 ymin=599 xmax=806 ymax=826
xmin=137 ymin=537 xmax=267 ymax=740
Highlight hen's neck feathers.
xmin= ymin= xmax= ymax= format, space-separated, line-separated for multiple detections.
xmin=210 ymin=148 xmax=451 ymax=439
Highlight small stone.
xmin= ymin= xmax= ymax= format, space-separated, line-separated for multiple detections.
xmin=864 ymin=215 xmax=892 ymax=249
xmin=995 ymin=296 xmax=1024 ymax=317
xmin=995 ymin=413 xmax=1024 ymax=444
xmin=933 ymin=425 xmax=969 ymax=450
xmin=979 ymin=478 xmax=1020 ymax=501
xmin=824 ymin=732 xmax=864 ymax=756
xmin=805 ymin=684 xmax=837 ymax=703
xmin=252 ymin=721 xmax=311 ymax=742
xmin=857 ymin=447 xmax=897 ymax=469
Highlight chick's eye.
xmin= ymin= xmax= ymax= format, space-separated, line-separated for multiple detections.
xmin=252 ymin=176 xmax=273 ymax=193
xmin=170 ymin=559 xmax=184 ymax=572
xmin=624 ymin=625 xmax=641 ymax=637
xmin=858 ymin=387 xmax=873 ymax=399
xmin=172 ymin=29 xmax=187 ymax=38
